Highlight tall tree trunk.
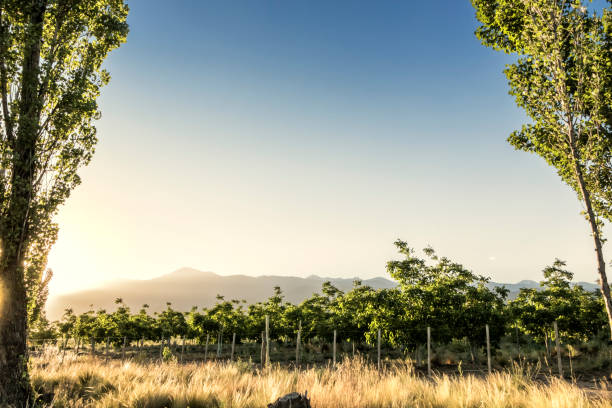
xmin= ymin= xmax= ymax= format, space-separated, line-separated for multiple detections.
xmin=0 ymin=254 xmax=31 ymax=406
xmin=570 ymin=140 xmax=612 ymax=341
xmin=0 ymin=1 xmax=46 ymax=405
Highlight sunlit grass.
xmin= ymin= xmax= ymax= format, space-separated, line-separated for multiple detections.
xmin=30 ymin=353 xmax=611 ymax=408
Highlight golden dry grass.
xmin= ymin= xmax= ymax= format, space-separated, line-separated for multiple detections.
xmin=30 ymin=354 xmax=612 ymax=408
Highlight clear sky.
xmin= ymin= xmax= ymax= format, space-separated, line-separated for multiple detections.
xmin=47 ymin=0 xmax=605 ymax=297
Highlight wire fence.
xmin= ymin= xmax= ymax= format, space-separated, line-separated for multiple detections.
xmin=28 ymin=317 xmax=612 ymax=379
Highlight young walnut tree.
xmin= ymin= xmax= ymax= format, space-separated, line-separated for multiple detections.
xmin=0 ymin=1 xmax=128 ymax=405
xmin=471 ymin=0 xmax=612 ymax=339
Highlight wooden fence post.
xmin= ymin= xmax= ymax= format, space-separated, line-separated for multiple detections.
xmin=231 ymin=333 xmax=236 ymax=361
xmin=90 ymin=337 xmax=95 ymax=356
xmin=554 ymin=321 xmax=563 ymax=378
xmin=265 ymin=315 xmax=270 ymax=367
xmin=204 ymin=333 xmax=209 ymax=361
xmin=427 ymin=327 xmax=431 ymax=377
xmin=217 ymin=332 xmax=222 ymax=358
xmin=260 ymin=331 xmax=265 ymax=368
xmin=333 ymin=329 xmax=337 ymax=367
xmin=105 ymin=337 xmax=109 ymax=359
xmin=486 ymin=324 xmax=491 ymax=375
xmin=160 ymin=336 xmax=164 ymax=360
xmin=181 ymin=337 xmax=185 ymax=363
xmin=377 ymin=328 xmax=381 ymax=371
xmin=122 ymin=337 xmax=127 ymax=360
xmin=296 ymin=320 xmax=301 ymax=366
xmin=515 ymin=326 xmax=520 ymax=356
xmin=61 ymin=336 xmax=68 ymax=364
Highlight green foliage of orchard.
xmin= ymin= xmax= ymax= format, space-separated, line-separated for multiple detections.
xmin=509 ymin=259 xmax=608 ymax=342
xmin=36 ymin=241 xmax=609 ymax=349
xmin=386 ymin=241 xmax=508 ymax=347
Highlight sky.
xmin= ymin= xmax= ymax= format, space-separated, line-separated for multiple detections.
xmin=46 ymin=0 xmax=607 ymax=297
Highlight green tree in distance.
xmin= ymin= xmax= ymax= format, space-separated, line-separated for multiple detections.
xmin=471 ymin=0 xmax=612 ymax=338
xmin=511 ymin=259 xmax=607 ymax=342
xmin=56 ymin=307 xmax=75 ymax=341
xmin=0 ymin=1 xmax=128 ymax=404
xmin=131 ymin=304 xmax=156 ymax=343
xmin=186 ymin=306 xmax=217 ymax=343
xmin=156 ymin=302 xmax=188 ymax=340
xmin=387 ymin=240 xmax=508 ymax=349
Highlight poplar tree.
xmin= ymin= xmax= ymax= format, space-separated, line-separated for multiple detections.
xmin=0 ymin=1 xmax=128 ymax=405
xmin=471 ymin=0 xmax=612 ymax=339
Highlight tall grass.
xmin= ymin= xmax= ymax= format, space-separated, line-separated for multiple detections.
xmin=30 ymin=354 xmax=611 ymax=408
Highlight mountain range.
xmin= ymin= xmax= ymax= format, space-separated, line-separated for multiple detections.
xmin=45 ymin=267 xmax=600 ymax=320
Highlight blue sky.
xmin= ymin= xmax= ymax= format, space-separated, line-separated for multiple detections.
xmin=47 ymin=0 xmax=603 ymax=296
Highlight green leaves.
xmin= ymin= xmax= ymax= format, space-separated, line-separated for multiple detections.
xmin=385 ymin=241 xmax=508 ymax=346
xmin=0 ymin=0 xmax=129 ymax=326
xmin=473 ymin=0 xmax=612 ymax=221
xmin=511 ymin=260 xmax=607 ymax=342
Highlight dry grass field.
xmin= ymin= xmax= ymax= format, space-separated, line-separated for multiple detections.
xmin=29 ymin=352 xmax=612 ymax=408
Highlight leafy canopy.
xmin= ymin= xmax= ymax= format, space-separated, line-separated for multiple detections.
xmin=472 ymin=0 xmax=612 ymax=222
xmin=0 ymin=0 xmax=129 ymax=324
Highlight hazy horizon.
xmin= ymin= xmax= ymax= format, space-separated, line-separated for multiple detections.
xmin=50 ymin=265 xmax=603 ymax=298
xmin=47 ymin=0 xmax=604 ymax=297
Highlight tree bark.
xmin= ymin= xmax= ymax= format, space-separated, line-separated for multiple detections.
xmin=0 ymin=256 xmax=31 ymax=407
xmin=0 ymin=1 xmax=46 ymax=406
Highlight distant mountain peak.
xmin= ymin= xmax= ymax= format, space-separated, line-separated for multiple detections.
xmin=155 ymin=267 xmax=216 ymax=280
xmin=516 ymin=279 xmax=538 ymax=285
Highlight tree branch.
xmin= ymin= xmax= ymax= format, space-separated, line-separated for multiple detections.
xmin=0 ymin=7 xmax=14 ymax=146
